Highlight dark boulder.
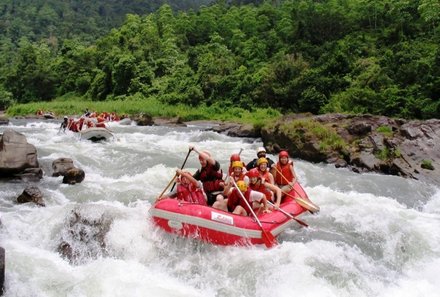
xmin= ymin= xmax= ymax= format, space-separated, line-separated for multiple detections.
xmin=52 ymin=158 xmax=85 ymax=184
xmin=133 ymin=113 xmax=154 ymax=126
xmin=17 ymin=185 xmax=45 ymax=206
xmin=211 ymin=122 xmax=260 ymax=138
xmin=62 ymin=168 xmax=85 ymax=185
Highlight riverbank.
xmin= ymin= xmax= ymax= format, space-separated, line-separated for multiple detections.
xmin=206 ymin=114 xmax=440 ymax=186
xmin=2 ymin=106 xmax=439 ymax=186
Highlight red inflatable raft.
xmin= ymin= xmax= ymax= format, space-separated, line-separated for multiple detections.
xmin=149 ymin=183 xmax=317 ymax=247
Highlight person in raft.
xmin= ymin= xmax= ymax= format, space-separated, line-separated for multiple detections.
xmin=246 ymin=147 xmax=275 ymax=174
xmin=212 ymin=160 xmax=249 ymax=211
xmin=247 ymin=168 xmax=282 ymax=209
xmin=157 ymin=169 xmax=207 ymax=205
xmin=256 ymin=157 xmax=275 ymax=185
xmin=59 ymin=116 xmax=69 ymax=132
xmin=273 ymin=150 xmax=298 ymax=195
xmin=226 ymin=180 xmax=270 ymax=216
xmin=190 ymin=145 xmax=225 ymax=206
xmin=227 ymin=153 xmax=247 ymax=175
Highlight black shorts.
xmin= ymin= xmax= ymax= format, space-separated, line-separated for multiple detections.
xmin=206 ymin=191 xmax=222 ymax=206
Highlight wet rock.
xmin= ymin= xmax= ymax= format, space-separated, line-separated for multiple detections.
xmin=211 ymin=122 xmax=260 ymax=138
xmin=62 ymin=168 xmax=85 ymax=185
xmin=52 ymin=158 xmax=75 ymax=177
xmin=132 ymin=113 xmax=154 ymax=126
xmin=52 ymin=158 xmax=85 ymax=185
xmin=57 ymin=205 xmax=113 ymax=264
xmin=15 ymin=167 xmax=44 ymax=182
xmin=153 ymin=116 xmax=185 ymax=126
xmin=17 ymin=185 xmax=45 ymax=206
xmin=0 ymin=129 xmax=41 ymax=179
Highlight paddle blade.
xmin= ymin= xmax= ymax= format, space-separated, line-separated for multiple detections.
xmin=261 ymin=230 xmax=277 ymax=248
xmin=295 ymin=197 xmax=320 ymax=214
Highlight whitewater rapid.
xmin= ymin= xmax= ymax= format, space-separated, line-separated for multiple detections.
xmin=1 ymin=118 xmax=439 ymax=297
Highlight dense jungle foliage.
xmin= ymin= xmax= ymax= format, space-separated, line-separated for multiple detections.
xmin=0 ymin=0 xmax=439 ymax=119
xmin=0 ymin=0 xmax=215 ymax=43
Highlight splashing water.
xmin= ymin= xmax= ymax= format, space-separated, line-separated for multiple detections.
xmin=1 ymin=118 xmax=439 ymax=297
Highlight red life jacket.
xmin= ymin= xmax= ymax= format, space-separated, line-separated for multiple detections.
xmin=77 ymin=119 xmax=84 ymax=131
xmin=231 ymin=172 xmax=245 ymax=182
xmin=69 ymin=119 xmax=80 ymax=132
xmin=177 ymin=184 xmax=207 ymax=205
xmin=275 ymin=162 xmax=294 ymax=185
xmin=249 ymin=178 xmax=272 ymax=201
xmin=258 ymin=170 xmax=271 ymax=184
xmin=227 ymin=188 xmax=252 ymax=213
xmin=199 ymin=163 xmax=223 ymax=193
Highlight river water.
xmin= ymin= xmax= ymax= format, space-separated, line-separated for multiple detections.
xmin=1 ymin=118 xmax=439 ymax=297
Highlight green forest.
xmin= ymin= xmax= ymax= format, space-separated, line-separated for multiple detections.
xmin=1 ymin=0 xmax=439 ymax=119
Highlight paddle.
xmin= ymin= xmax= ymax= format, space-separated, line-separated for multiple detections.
xmin=282 ymin=189 xmax=320 ymax=214
xmin=267 ymin=201 xmax=309 ymax=227
xmin=156 ymin=174 xmax=177 ymax=202
xmin=170 ymin=148 xmax=192 ymax=192
xmin=274 ymin=167 xmax=320 ymax=213
xmin=231 ymin=179 xmax=277 ymax=248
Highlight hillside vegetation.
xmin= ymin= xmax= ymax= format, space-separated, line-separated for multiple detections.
xmin=1 ymin=0 xmax=439 ymax=120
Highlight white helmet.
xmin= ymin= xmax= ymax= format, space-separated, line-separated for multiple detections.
xmin=256 ymin=147 xmax=266 ymax=154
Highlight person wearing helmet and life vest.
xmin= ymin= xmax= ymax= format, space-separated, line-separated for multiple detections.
xmin=256 ymin=157 xmax=275 ymax=185
xmin=247 ymin=168 xmax=282 ymax=209
xmin=246 ymin=146 xmax=275 ymax=173
xmin=190 ymin=145 xmax=225 ymax=206
xmin=157 ymin=169 xmax=207 ymax=205
xmin=226 ymin=180 xmax=270 ymax=216
xmin=59 ymin=116 xmax=69 ymax=133
xmin=228 ymin=153 xmax=247 ymax=175
xmin=212 ymin=161 xmax=249 ymax=211
xmin=223 ymin=161 xmax=248 ymax=194
xmin=274 ymin=150 xmax=297 ymax=195
xmin=69 ymin=117 xmax=84 ymax=132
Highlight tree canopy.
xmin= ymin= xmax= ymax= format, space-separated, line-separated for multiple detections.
xmin=1 ymin=0 xmax=439 ymax=119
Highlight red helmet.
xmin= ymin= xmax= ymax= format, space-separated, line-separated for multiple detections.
xmin=279 ymin=150 xmax=289 ymax=158
xmin=247 ymin=168 xmax=260 ymax=178
xmin=230 ymin=154 xmax=241 ymax=162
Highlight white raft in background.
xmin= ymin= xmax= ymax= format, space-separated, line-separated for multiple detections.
xmin=79 ymin=127 xmax=114 ymax=142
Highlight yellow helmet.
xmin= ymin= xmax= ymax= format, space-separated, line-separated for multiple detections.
xmin=257 ymin=157 xmax=268 ymax=166
xmin=236 ymin=180 xmax=248 ymax=192
xmin=231 ymin=161 xmax=243 ymax=168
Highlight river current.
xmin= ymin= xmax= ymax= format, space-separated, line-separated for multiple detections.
xmin=1 ymin=118 xmax=439 ymax=297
